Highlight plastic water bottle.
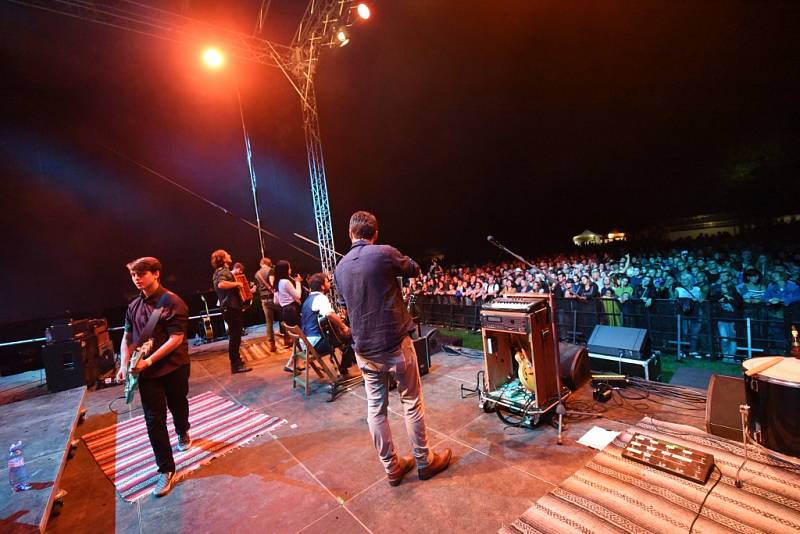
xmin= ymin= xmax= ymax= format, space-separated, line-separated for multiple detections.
xmin=8 ymin=441 xmax=32 ymax=492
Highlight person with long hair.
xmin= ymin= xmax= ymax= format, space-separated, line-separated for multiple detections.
xmin=739 ymin=268 xmax=766 ymax=304
xmin=274 ymin=259 xmax=304 ymax=371
xmin=211 ymin=249 xmax=252 ymax=374
xmin=576 ymin=274 xmax=599 ymax=300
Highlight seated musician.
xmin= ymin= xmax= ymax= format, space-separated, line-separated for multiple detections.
xmin=300 ymin=273 xmax=355 ymax=376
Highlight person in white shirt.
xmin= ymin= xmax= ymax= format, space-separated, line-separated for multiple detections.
xmin=300 ymin=273 xmax=355 ymax=376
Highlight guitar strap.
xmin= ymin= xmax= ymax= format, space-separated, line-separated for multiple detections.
xmin=134 ymin=292 xmax=170 ymax=347
xmin=255 ymin=269 xmax=273 ymax=293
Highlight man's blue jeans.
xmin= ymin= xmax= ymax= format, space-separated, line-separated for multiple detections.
xmin=356 ymin=336 xmax=432 ymax=473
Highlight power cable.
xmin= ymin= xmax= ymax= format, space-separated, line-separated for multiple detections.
xmin=100 ymin=144 xmax=321 ymax=261
xmin=689 ymin=465 xmax=722 ymax=533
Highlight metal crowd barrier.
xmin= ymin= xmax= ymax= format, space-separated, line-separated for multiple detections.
xmin=409 ymin=295 xmax=799 ymax=360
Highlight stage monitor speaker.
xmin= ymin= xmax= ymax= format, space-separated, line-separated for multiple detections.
xmin=587 ymin=325 xmax=650 ymax=360
xmin=42 ymin=339 xmax=98 ymax=392
xmin=705 ymin=374 xmax=745 ymax=442
xmin=558 ymin=342 xmax=591 ymax=391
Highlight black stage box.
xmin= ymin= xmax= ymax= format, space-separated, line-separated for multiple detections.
xmin=705 ymin=374 xmax=745 ymax=442
xmin=587 ymin=325 xmax=651 ymax=360
xmin=412 ymin=337 xmax=430 ymax=376
xmin=42 ymin=339 xmax=99 ymax=392
xmin=587 ymin=351 xmax=661 ymax=381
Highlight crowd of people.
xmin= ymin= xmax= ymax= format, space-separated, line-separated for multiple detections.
xmin=404 ymin=247 xmax=800 ymax=308
xmin=403 ymin=244 xmax=800 ymax=358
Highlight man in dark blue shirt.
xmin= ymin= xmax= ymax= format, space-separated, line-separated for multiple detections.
xmin=334 ymin=211 xmax=451 ymax=486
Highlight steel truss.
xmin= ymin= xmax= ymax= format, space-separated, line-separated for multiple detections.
xmin=7 ymin=0 xmax=361 ymax=280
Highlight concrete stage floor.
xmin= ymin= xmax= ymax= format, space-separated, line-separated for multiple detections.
xmin=43 ymin=327 xmax=706 ymax=534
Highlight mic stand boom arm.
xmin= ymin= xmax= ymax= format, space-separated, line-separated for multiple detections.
xmin=487 ymin=236 xmax=551 ymax=293
xmin=488 ymin=237 xmax=537 ymax=271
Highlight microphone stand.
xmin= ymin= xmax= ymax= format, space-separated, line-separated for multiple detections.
xmin=488 ymin=237 xmax=552 ymax=293
xmin=487 ymin=236 xmax=598 ymax=443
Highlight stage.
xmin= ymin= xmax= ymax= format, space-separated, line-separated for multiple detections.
xmin=2 ymin=327 xmax=752 ymax=533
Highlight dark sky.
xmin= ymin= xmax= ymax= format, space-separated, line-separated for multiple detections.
xmin=1 ymin=0 xmax=799 ymax=324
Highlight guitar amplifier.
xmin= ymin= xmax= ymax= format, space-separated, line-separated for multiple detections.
xmin=45 ymin=319 xmax=90 ymax=343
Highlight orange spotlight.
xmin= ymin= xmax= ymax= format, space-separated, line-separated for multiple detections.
xmin=356 ymin=3 xmax=370 ymax=20
xmin=202 ymin=47 xmax=224 ymax=69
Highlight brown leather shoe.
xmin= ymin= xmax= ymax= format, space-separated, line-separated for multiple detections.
xmin=418 ymin=448 xmax=452 ymax=480
xmin=387 ymin=455 xmax=415 ymax=487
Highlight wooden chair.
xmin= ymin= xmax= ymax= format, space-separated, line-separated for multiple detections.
xmin=282 ymin=322 xmax=349 ymax=401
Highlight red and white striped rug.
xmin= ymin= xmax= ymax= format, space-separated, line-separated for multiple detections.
xmin=83 ymin=391 xmax=285 ymax=501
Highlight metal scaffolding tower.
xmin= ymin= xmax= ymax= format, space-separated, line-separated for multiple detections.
xmin=7 ymin=0 xmax=362 ymax=279
xmin=286 ymin=0 xmax=358 ymax=278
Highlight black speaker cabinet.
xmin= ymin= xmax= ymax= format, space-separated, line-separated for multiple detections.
xmin=412 ymin=337 xmax=430 ymax=376
xmin=587 ymin=325 xmax=651 ymax=360
xmin=706 ymin=374 xmax=745 ymax=442
xmin=558 ymin=342 xmax=591 ymax=391
xmin=42 ymin=339 xmax=98 ymax=392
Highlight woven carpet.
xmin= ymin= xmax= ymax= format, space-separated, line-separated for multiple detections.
xmin=241 ymin=341 xmax=274 ymax=362
xmin=83 ymin=391 xmax=286 ymax=501
xmin=501 ymin=417 xmax=800 ymax=534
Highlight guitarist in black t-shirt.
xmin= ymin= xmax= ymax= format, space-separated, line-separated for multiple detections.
xmin=117 ymin=256 xmax=190 ymax=498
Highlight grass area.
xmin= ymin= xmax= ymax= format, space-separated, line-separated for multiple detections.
xmin=437 ymin=327 xmax=743 ymax=383
xmin=660 ymin=355 xmax=741 ymax=384
xmin=439 ymin=327 xmax=483 ymax=350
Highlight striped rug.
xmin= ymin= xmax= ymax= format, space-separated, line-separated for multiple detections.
xmin=502 ymin=417 xmax=800 ymax=534
xmin=83 ymin=391 xmax=286 ymax=501
xmin=241 ymin=341 xmax=275 ymax=362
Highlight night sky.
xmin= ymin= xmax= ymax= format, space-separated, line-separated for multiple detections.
xmin=1 ymin=1 xmax=799 ymax=325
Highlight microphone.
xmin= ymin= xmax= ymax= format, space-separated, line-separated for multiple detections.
xmin=487 ymin=235 xmax=497 ymax=245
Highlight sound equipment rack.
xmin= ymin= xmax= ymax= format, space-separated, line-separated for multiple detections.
xmin=478 ymin=294 xmax=569 ymax=427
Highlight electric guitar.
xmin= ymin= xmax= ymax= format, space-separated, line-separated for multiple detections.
xmin=200 ymin=294 xmax=214 ymax=340
xmin=124 ymin=339 xmax=153 ymax=404
xmin=514 ymin=349 xmax=536 ymax=394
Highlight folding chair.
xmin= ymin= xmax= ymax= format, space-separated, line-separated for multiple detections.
xmin=282 ymin=322 xmax=356 ymax=401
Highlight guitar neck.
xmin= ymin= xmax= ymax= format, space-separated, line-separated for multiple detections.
xmin=128 ymin=348 xmax=142 ymax=372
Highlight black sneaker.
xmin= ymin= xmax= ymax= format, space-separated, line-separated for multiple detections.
xmin=152 ymin=471 xmax=176 ymax=497
xmin=177 ymin=432 xmax=192 ymax=452
xmin=232 ymin=365 xmax=253 ymax=374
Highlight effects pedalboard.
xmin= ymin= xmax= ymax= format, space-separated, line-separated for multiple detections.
xmin=621 ymin=433 xmax=715 ymax=484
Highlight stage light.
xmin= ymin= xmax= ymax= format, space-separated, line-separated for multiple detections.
xmin=356 ymin=3 xmax=371 ymax=20
xmin=202 ymin=47 xmax=224 ymax=69
xmin=336 ymin=28 xmax=350 ymax=47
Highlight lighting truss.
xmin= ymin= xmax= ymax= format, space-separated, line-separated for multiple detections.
xmin=6 ymin=0 xmax=363 ymax=284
